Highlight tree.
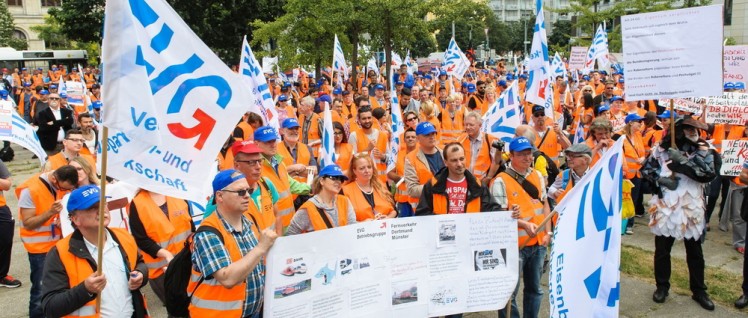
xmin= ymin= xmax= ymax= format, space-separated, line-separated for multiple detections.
xmin=0 ymin=0 xmax=27 ymax=50
xmin=48 ymin=0 xmax=103 ymax=44
xmin=429 ymin=0 xmax=495 ymax=52
xmin=548 ymin=20 xmax=572 ymax=53
xmin=30 ymin=15 xmax=71 ymax=49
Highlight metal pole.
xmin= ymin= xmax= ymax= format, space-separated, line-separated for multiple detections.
xmin=524 ymin=19 xmax=528 ymax=56
xmin=452 ymin=21 xmax=455 ymax=39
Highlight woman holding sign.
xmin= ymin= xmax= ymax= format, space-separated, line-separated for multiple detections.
xmin=286 ymin=164 xmax=357 ymax=235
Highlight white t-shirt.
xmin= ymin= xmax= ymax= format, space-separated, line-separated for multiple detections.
xmin=51 ymin=108 xmax=64 ymax=142
xmin=83 ymin=231 xmax=134 ymax=318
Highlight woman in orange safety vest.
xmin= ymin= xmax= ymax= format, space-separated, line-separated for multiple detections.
xmin=342 ymin=154 xmax=396 ymax=221
xmin=285 ymin=164 xmax=357 ymax=234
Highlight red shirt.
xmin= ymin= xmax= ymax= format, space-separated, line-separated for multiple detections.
xmin=445 ymin=177 xmax=468 ymax=214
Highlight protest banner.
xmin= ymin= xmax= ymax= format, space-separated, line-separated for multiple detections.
xmin=102 ymin=0 xmax=256 ymax=203
xmin=704 ymin=93 xmax=748 ymax=124
xmin=264 ymin=213 xmax=519 ymax=318
xmin=568 ymin=46 xmax=588 ymax=70
xmin=720 ymin=139 xmax=748 ymax=177
xmin=65 ymin=81 xmax=85 ymax=105
xmin=657 ymin=98 xmax=704 ymax=116
xmin=724 ymin=45 xmax=748 ymax=87
xmin=621 ymin=5 xmax=723 ymax=101
xmin=0 ymin=100 xmax=46 ymax=164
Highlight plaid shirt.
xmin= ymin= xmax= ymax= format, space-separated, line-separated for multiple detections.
xmin=192 ymin=212 xmax=265 ymax=317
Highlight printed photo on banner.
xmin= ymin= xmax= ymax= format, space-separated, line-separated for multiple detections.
xmin=719 ymin=139 xmax=748 ymax=177
xmin=392 ymin=280 xmax=419 ymax=306
xmin=438 ymin=220 xmax=456 ymax=246
xmin=473 ymin=248 xmax=507 ymax=271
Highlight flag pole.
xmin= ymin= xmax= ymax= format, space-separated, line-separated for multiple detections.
xmin=669 ymin=99 xmax=675 ymax=147
xmin=94 ymin=126 xmax=110 ymax=311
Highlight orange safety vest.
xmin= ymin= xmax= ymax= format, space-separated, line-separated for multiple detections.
xmin=188 ymin=213 xmax=246 ymax=317
xmin=342 ymin=182 xmax=393 ymax=221
xmin=328 ymin=143 xmax=353 ymax=174
xmin=369 ymin=96 xmax=387 ymax=110
xmin=622 ymin=134 xmax=645 ymax=179
xmin=260 ymin=158 xmax=295 ymax=227
xmin=429 ymin=177 xmax=481 ymax=214
xmin=47 ymin=153 xmax=97 ymax=172
xmin=69 ymin=73 xmax=81 ymax=82
xmin=245 ymin=178 xmax=275 ymax=237
xmin=15 ymin=173 xmax=66 ymax=253
xmin=32 ymin=74 xmax=44 ymax=88
xmin=301 ymin=195 xmax=350 ymax=231
xmin=18 ymin=92 xmax=38 ymax=118
xmin=496 ymin=170 xmax=546 ymax=247
xmin=131 ymin=191 xmax=192 ymax=278
xmin=56 ymin=228 xmax=141 ymax=318
xmin=235 ymin=121 xmax=253 ymax=141
xmin=277 ymin=142 xmax=312 ymax=184
xmin=84 ymin=74 xmax=95 ymax=89
xmin=405 ymin=149 xmax=437 ymax=205
xmin=352 ymin=129 xmax=388 ymax=183
xmin=217 ymin=148 xmax=235 ymax=171
xmin=393 ymin=149 xmax=410 ymax=203
xmin=468 ymin=95 xmax=489 ymax=115
xmin=712 ymin=124 xmax=746 ymax=153
xmin=341 ymin=102 xmax=357 ymax=121
xmin=298 ymin=112 xmax=322 ymax=156
xmin=535 ymin=127 xmax=561 ymax=164
xmin=459 ymin=133 xmax=493 ymax=180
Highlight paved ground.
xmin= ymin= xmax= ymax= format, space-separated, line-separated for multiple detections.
xmin=0 ymin=146 xmax=746 ymax=317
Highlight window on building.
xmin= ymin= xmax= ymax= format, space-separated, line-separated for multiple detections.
xmin=724 ymin=0 xmax=733 ymax=26
xmin=6 ymin=0 xmax=23 ymax=6
xmin=13 ymin=29 xmax=26 ymax=40
xmin=41 ymin=0 xmax=61 ymax=7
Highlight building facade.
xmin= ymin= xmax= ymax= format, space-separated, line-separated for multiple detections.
xmin=7 ymin=0 xmax=60 ymax=50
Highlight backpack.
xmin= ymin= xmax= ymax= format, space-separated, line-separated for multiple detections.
xmin=0 ymin=145 xmax=14 ymax=162
xmin=533 ymin=150 xmax=559 ymax=187
xmin=164 ymin=225 xmax=223 ymax=317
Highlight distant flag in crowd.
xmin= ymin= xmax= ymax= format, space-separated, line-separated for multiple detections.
xmin=385 ymin=77 xmax=404 ymax=173
xmin=513 ymin=55 xmax=519 ymax=74
xmin=584 ymin=25 xmax=611 ymax=73
xmin=404 ymin=50 xmax=415 ymax=75
xmin=319 ymin=101 xmax=337 ymax=168
xmin=551 ymin=52 xmax=567 ymax=81
xmin=367 ymin=57 xmax=379 ymax=77
xmin=611 ymin=62 xmax=624 ymax=75
xmin=391 ymin=52 xmax=403 ymax=68
xmin=573 ymin=117 xmax=586 ymax=144
xmin=333 ymin=34 xmax=348 ymax=88
xmin=482 ymin=81 xmax=522 ymax=142
xmin=443 ymin=38 xmax=471 ymax=80
xmin=240 ymin=36 xmax=280 ymax=133
xmin=549 ymin=138 xmax=624 ymax=318
xmin=524 ymin=0 xmax=551 ymax=106
xmin=58 ymin=74 xmax=66 ymax=95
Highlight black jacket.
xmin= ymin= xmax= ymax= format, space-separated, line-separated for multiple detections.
xmin=35 ymin=106 xmax=74 ymax=151
xmin=41 ymin=228 xmax=150 ymax=318
xmin=415 ymin=168 xmax=501 ymax=216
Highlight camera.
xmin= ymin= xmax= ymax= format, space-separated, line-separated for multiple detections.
xmin=491 ymin=140 xmax=505 ymax=151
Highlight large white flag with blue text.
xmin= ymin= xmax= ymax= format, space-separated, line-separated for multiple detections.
xmin=551 ymin=52 xmax=567 ymax=81
xmin=319 ymin=102 xmax=336 ymax=168
xmin=102 ymin=0 xmax=256 ymax=202
xmin=549 ymin=137 xmax=624 ymax=318
xmin=584 ymin=25 xmax=611 ymax=73
xmin=240 ymin=36 xmax=280 ymax=132
xmin=333 ymin=34 xmax=348 ymax=81
xmin=385 ymin=78 xmax=404 ymax=173
xmin=443 ymin=38 xmax=471 ymax=80
xmin=481 ymin=81 xmax=522 ymax=142
xmin=525 ymin=0 xmax=551 ymax=106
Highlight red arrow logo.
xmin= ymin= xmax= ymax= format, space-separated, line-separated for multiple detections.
xmin=167 ymin=108 xmax=216 ymax=150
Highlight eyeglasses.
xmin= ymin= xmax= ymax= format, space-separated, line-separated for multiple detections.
xmin=66 ymin=138 xmax=85 ymax=143
xmin=235 ymin=159 xmax=262 ymax=166
xmin=533 ymin=113 xmax=545 ymax=118
xmin=583 ymin=89 xmax=593 ymax=92
xmin=406 ymin=117 xmax=417 ymax=122
xmin=221 ymin=188 xmax=251 ymax=196
xmin=334 ymin=131 xmax=344 ymax=136
xmin=323 ymin=175 xmax=346 ymax=182
xmin=49 ymin=97 xmax=60 ymax=100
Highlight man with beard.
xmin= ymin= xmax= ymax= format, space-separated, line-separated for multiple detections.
xmin=467 ymin=80 xmax=488 ymax=114
xmin=348 ymin=106 xmax=388 ymax=183
xmin=77 ymin=113 xmax=98 ymax=158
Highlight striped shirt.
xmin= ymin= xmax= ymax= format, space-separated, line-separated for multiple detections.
xmin=192 ymin=212 xmax=265 ymax=317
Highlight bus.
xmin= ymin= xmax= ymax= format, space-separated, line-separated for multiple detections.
xmin=0 ymin=47 xmax=89 ymax=73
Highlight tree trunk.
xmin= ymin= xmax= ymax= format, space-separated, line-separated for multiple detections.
xmin=351 ymin=30 xmax=359 ymax=93
xmin=315 ymin=58 xmax=321 ymax=83
xmin=384 ymin=10 xmax=393 ymax=90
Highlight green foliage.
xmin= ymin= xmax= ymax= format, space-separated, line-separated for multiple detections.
xmin=48 ymin=0 xmax=103 ymax=44
xmin=0 ymin=0 xmax=27 ymax=50
xmin=430 ymin=0 xmax=494 ymax=51
xmin=30 ymin=15 xmax=70 ymax=49
xmin=548 ymin=20 xmax=572 ymax=52
xmin=725 ymin=37 xmax=737 ymax=46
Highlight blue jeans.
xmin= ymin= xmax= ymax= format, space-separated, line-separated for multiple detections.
xmin=28 ymin=253 xmax=46 ymax=318
xmin=397 ymin=202 xmax=414 ymax=217
xmin=499 ymin=245 xmax=546 ymax=318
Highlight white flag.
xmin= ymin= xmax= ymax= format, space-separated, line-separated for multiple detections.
xmin=0 ymin=100 xmax=46 ymax=164
xmin=367 ymin=57 xmax=379 ymax=77
xmin=102 ymin=0 xmax=257 ymax=202
xmin=524 ymin=0 xmax=552 ymax=106
xmin=240 ymin=36 xmax=280 ymax=133
xmin=319 ymin=102 xmax=336 ymax=168
xmin=391 ymin=52 xmax=403 ymax=68
xmin=482 ymin=81 xmax=522 ymax=142
xmin=551 ymin=52 xmax=567 ymax=81
xmin=386 ymin=79 xmax=404 ymax=173
xmin=584 ymin=25 xmax=610 ymax=73
xmin=549 ymin=138 xmax=624 ymax=318
xmin=333 ymin=34 xmax=348 ymax=81
xmin=443 ymin=38 xmax=470 ymax=80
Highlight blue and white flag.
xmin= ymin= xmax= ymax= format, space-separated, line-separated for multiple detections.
xmin=240 ymin=36 xmax=280 ymax=133
xmin=101 ymin=0 xmax=257 ymax=202
xmin=584 ymin=25 xmax=610 ymax=73
xmin=573 ymin=117 xmax=586 ymax=144
xmin=385 ymin=78 xmax=404 ymax=173
xmin=319 ymin=101 xmax=336 ymax=168
xmin=551 ymin=52 xmax=567 ymax=81
xmin=481 ymin=81 xmax=522 ymax=142
xmin=443 ymin=38 xmax=470 ymax=80
xmin=58 ymin=75 xmax=67 ymax=95
xmin=333 ymin=34 xmax=348 ymax=81
xmin=524 ymin=0 xmax=551 ymax=106
xmin=367 ymin=57 xmax=379 ymax=77
xmin=404 ymin=50 xmax=416 ymax=75
xmin=549 ymin=137 xmax=624 ymax=318
xmin=0 ymin=100 xmax=46 ymax=164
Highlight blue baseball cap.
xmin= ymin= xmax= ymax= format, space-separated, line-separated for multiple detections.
xmin=424 ymin=74 xmax=432 ymax=80
xmin=374 ymin=84 xmax=385 ymax=90
xmin=415 ymin=122 xmax=437 ymax=136
xmin=531 ymin=105 xmax=545 ymax=115
xmin=283 ymin=81 xmax=292 ymax=88
xmin=518 ymin=74 xmax=528 ymax=80
xmin=21 ymin=68 xmax=27 ymax=71
xmin=498 ymin=80 xmax=507 ymax=88
xmin=319 ymin=164 xmax=348 ymax=181
xmin=92 ymin=101 xmax=102 ymax=109
xmin=317 ymin=94 xmax=332 ymax=104
xmin=735 ymin=82 xmax=746 ymax=90
xmin=0 ymin=90 xmax=8 ymax=99
xmin=724 ymin=82 xmax=736 ymax=90
xmin=333 ymin=88 xmax=342 ymax=95
xmin=600 ymin=70 xmax=608 ymax=75
xmin=609 ymin=95 xmax=624 ymax=103
xmin=67 ymin=185 xmax=104 ymax=212
xmin=282 ymin=118 xmax=300 ymax=129
xmin=506 ymin=74 xmax=514 ymax=81
xmin=395 ymin=80 xmax=404 ymax=85
xmin=277 ymin=95 xmax=288 ymax=102
xmin=50 ymin=84 xmax=58 ymax=89
xmin=625 ymin=113 xmax=644 ymax=124
xmin=52 ymin=67 xmax=58 ymax=71
xmin=253 ymin=126 xmax=279 ymax=142
xmin=72 ymin=67 xmax=78 ymax=71
xmin=39 ymin=90 xmax=49 ymax=95
xmin=439 ymin=70 xmax=447 ymax=76
xmin=582 ymin=75 xmax=590 ymax=81
xmin=509 ymin=136 xmax=533 ymax=152
xmin=598 ymin=104 xmax=610 ymax=113
xmin=657 ymin=110 xmax=672 ymax=119
xmin=23 ymin=82 xmax=31 ymax=87
xmin=467 ymin=83 xmax=476 ymax=93
xmin=618 ymin=78 xmax=625 ymax=83
xmin=60 ymin=92 xmax=67 ymax=99
xmin=212 ymin=169 xmax=246 ymax=193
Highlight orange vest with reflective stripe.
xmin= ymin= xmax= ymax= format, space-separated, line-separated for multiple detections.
xmin=260 ymin=158 xmax=295 ymax=228
xmin=535 ymin=128 xmax=561 ymax=164
xmin=188 ymin=213 xmax=246 ymax=317
xmin=342 ymin=182 xmax=393 ymax=221
xmin=468 ymin=95 xmax=489 ymax=115
xmin=131 ymin=191 xmax=192 ymax=278
xmin=47 ymin=153 xmax=97 ymax=172
xmin=301 ymin=195 xmax=350 ymax=231
xmin=332 ymin=143 xmax=353 ymax=174
xmin=405 ymin=150 xmax=436 ymax=204
xmin=32 ymin=74 xmax=44 ymax=88
xmin=353 ymin=130 xmax=389 ymax=184
xmin=245 ymin=179 xmax=275 ymax=237
xmin=369 ymin=97 xmax=386 ymax=110
xmin=393 ymin=150 xmax=409 ymax=203
xmin=56 ymin=228 xmax=140 ymax=318
xmin=235 ymin=121 xmax=253 ymax=141
xmin=429 ymin=177 xmax=481 ymax=214
xmin=299 ymin=112 xmax=322 ymax=156
xmin=459 ymin=134 xmax=493 ymax=180
xmin=440 ymin=109 xmax=465 ymax=144
xmin=18 ymin=92 xmax=38 ymax=117
xmin=84 ymin=74 xmax=95 ymax=88
xmin=497 ymin=170 xmax=546 ymax=247
xmin=15 ymin=173 xmax=66 ymax=253
xmin=623 ymin=134 xmax=645 ymax=179
xmin=277 ymin=142 xmax=312 ymax=184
